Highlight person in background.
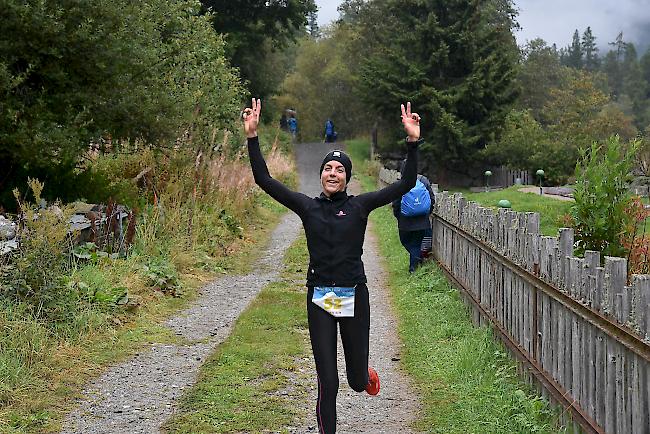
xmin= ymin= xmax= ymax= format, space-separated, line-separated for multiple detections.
xmin=280 ymin=113 xmax=288 ymax=131
xmin=392 ymin=164 xmax=434 ymax=273
xmin=324 ymin=118 xmax=335 ymax=143
xmin=288 ymin=113 xmax=298 ymax=141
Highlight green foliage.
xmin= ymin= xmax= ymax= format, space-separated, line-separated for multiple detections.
xmin=356 ymin=0 xmax=520 ymax=175
xmin=489 ymin=67 xmax=637 ymax=185
xmin=201 ymin=0 xmax=316 ymax=98
xmin=277 ymin=26 xmax=372 ymax=141
xmin=0 ymin=180 xmax=78 ymax=323
xmin=571 ymin=136 xmax=639 ymax=258
xmin=143 ymin=258 xmax=181 ymax=296
xmin=0 ymin=0 xmax=244 ymax=210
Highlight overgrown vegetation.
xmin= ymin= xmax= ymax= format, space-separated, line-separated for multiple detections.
xmin=0 ymin=129 xmax=296 ymax=432
xmin=571 ymin=136 xmax=641 ymax=261
xmin=0 ymin=0 xmax=245 ymax=208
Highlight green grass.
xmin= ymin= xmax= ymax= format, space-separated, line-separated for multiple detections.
xmin=163 ymin=235 xmax=311 ymax=434
xmin=350 ymin=138 xmax=562 ymax=433
xmin=452 ymin=186 xmax=572 ymax=237
xmin=0 ymin=194 xmax=288 ymax=434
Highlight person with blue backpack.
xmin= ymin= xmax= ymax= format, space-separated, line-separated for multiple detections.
xmin=324 ymin=118 xmax=335 ymax=143
xmin=392 ymin=164 xmax=434 ymax=273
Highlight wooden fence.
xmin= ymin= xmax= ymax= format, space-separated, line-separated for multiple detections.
xmin=379 ymin=169 xmax=650 ymax=433
xmin=491 ymin=166 xmax=533 ymax=187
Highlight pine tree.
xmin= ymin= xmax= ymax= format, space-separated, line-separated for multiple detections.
xmin=610 ymin=32 xmax=626 ymax=61
xmin=357 ymin=0 xmax=520 ymax=175
xmin=307 ymin=10 xmax=320 ymax=38
xmin=622 ymin=43 xmax=647 ymax=128
xmin=564 ymin=29 xmax=583 ymax=69
xmin=582 ymin=27 xmax=600 ymax=71
xmin=641 ymin=48 xmax=650 ymax=99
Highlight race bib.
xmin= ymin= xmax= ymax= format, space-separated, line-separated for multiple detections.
xmin=312 ymin=286 xmax=356 ymax=317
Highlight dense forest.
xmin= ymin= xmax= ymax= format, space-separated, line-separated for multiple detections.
xmin=275 ymin=1 xmax=650 ymax=185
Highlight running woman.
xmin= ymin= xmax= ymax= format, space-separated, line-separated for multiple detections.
xmin=242 ymin=98 xmax=422 ymax=434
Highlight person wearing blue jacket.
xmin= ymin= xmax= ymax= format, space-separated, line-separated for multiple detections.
xmin=324 ymin=119 xmax=335 ymax=143
xmin=392 ymin=166 xmax=434 ymax=273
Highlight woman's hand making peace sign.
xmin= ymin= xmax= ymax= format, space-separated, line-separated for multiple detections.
xmin=401 ymin=102 xmax=421 ymax=142
xmin=242 ymin=98 xmax=261 ymax=138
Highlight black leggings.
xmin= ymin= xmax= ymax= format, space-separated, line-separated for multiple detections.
xmin=306 ymin=284 xmax=370 ymax=434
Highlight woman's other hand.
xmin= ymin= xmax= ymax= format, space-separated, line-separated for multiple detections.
xmin=243 ymin=98 xmax=261 ymax=138
xmin=400 ymin=102 xmax=420 ymax=142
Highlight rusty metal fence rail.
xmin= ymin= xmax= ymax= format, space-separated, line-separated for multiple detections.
xmin=378 ymin=169 xmax=650 ymax=433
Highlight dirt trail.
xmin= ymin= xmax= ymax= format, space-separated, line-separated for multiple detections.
xmin=61 ymin=142 xmax=421 ymax=433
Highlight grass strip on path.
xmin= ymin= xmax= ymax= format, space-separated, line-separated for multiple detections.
xmin=164 ymin=236 xmax=311 ymax=434
xmin=347 ymin=139 xmax=563 ymax=433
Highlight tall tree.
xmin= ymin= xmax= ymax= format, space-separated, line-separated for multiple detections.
xmin=622 ymin=43 xmax=648 ymax=128
xmin=201 ymin=0 xmax=317 ymax=98
xmin=582 ymin=27 xmax=600 ymax=71
xmin=564 ymin=29 xmax=583 ymax=69
xmin=356 ymin=0 xmax=520 ymax=179
xmin=337 ymin=0 xmax=366 ymax=23
xmin=641 ymin=48 xmax=650 ymax=99
xmin=517 ymin=38 xmax=567 ymax=121
xmin=610 ymin=32 xmax=627 ymax=61
xmin=307 ymin=9 xmax=321 ymax=38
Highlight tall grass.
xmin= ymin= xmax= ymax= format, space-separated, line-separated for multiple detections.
xmin=0 ymin=128 xmax=296 ymax=432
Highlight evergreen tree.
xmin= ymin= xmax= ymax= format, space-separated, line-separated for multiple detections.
xmin=307 ymin=10 xmax=321 ymax=38
xmin=357 ymin=0 xmax=520 ymax=176
xmin=564 ymin=29 xmax=583 ymax=69
xmin=641 ymin=48 xmax=650 ymax=99
xmin=517 ymin=38 xmax=566 ymax=121
xmin=622 ymin=43 xmax=648 ymax=128
xmin=610 ymin=32 xmax=626 ymax=61
xmin=603 ymin=33 xmax=627 ymax=98
xmin=582 ymin=27 xmax=600 ymax=71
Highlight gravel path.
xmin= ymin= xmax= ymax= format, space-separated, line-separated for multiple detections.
xmin=286 ymin=147 xmax=421 ymax=433
xmin=61 ymin=142 xmax=421 ymax=433
xmin=518 ymin=186 xmax=574 ymax=201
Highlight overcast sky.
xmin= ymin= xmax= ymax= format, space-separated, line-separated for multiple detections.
xmin=314 ymin=0 xmax=650 ymax=53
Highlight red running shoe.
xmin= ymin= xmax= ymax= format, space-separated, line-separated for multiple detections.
xmin=365 ymin=367 xmax=380 ymax=395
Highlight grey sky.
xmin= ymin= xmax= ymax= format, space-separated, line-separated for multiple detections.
xmin=315 ymin=0 xmax=650 ymax=53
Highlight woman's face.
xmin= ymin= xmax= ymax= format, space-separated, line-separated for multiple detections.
xmin=321 ymin=160 xmax=347 ymax=197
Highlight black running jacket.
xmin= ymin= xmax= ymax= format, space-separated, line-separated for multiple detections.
xmin=248 ymin=136 xmax=419 ymax=287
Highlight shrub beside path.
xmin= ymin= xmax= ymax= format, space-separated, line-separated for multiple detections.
xmin=62 ymin=142 xmax=421 ymax=433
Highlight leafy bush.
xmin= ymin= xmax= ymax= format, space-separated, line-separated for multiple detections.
xmin=571 ymin=136 xmax=639 ymax=258
xmin=0 ymin=180 xmax=77 ymax=322
xmin=0 ymin=0 xmax=244 ymax=210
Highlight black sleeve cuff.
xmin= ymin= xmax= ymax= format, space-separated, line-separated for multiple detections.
xmin=406 ymin=137 xmax=424 ymax=149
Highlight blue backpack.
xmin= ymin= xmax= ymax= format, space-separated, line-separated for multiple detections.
xmin=400 ymin=179 xmax=431 ymax=217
